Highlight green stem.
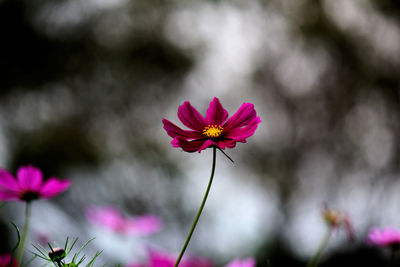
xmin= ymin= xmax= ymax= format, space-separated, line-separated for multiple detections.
xmin=16 ymin=202 xmax=32 ymax=267
xmin=306 ymin=227 xmax=332 ymax=267
xmin=174 ymin=146 xmax=217 ymax=267
xmin=389 ymin=246 xmax=398 ymax=267
xmin=0 ymin=202 xmax=5 ymax=213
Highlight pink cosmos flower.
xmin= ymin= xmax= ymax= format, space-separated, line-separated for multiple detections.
xmin=85 ymin=206 xmax=162 ymax=235
xmin=0 ymin=254 xmax=17 ymax=267
xmin=127 ymin=250 xmax=212 ymax=267
xmin=162 ymin=97 xmax=261 ymax=152
xmin=224 ymin=258 xmax=255 ymax=267
xmin=0 ymin=165 xmax=71 ymax=202
xmin=367 ymin=227 xmax=400 ymax=247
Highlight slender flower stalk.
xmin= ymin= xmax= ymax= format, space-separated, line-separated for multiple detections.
xmin=16 ymin=202 xmax=32 ymax=267
xmin=306 ymin=227 xmax=332 ymax=267
xmin=174 ymin=146 xmax=217 ymax=267
xmin=390 ymin=247 xmax=398 ymax=267
xmin=307 ymin=205 xmax=353 ymax=267
xmin=163 ymin=98 xmax=260 ymax=267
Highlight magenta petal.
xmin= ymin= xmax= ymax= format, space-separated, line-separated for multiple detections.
xmin=172 ymin=138 xmax=216 ymax=152
xmin=223 ymin=103 xmax=257 ymax=132
xmin=205 ymin=97 xmax=229 ymax=126
xmin=146 ymin=250 xmax=212 ymax=267
xmin=224 ymin=117 xmax=261 ymax=141
xmin=148 ymin=250 xmax=175 ymax=267
xmin=224 ymin=258 xmax=255 ymax=267
xmin=0 ymin=254 xmax=18 ymax=267
xmin=367 ymin=227 xmax=400 ymax=246
xmin=17 ymin=165 xmax=43 ymax=191
xmin=162 ymin=119 xmax=203 ymax=139
xmin=86 ymin=206 xmax=125 ymax=232
xmin=0 ymin=169 xmax=18 ymax=191
xmin=217 ymin=139 xmax=237 ymax=150
xmin=177 ymin=101 xmax=206 ymax=131
xmin=0 ymin=191 xmax=20 ymax=201
xmin=127 ymin=215 xmax=162 ymax=235
xmin=199 ymin=140 xmax=217 ymax=151
xmin=39 ymin=178 xmax=71 ymax=198
xmin=171 ymin=138 xmax=205 ymax=152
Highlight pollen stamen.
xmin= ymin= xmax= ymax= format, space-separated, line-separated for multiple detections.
xmin=203 ymin=125 xmax=224 ymax=138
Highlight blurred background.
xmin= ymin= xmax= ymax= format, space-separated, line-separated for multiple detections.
xmin=0 ymin=0 xmax=400 ymax=266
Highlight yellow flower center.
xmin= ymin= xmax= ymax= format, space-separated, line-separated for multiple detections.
xmin=202 ymin=125 xmax=224 ymax=138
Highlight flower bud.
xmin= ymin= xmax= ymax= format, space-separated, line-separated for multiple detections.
xmin=322 ymin=204 xmax=354 ymax=241
xmin=48 ymin=248 xmax=66 ymax=262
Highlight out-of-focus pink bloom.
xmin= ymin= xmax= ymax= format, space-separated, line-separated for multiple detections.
xmin=322 ymin=204 xmax=354 ymax=241
xmin=162 ymin=97 xmax=261 ymax=153
xmin=34 ymin=231 xmax=51 ymax=246
xmin=224 ymin=258 xmax=255 ymax=267
xmin=0 ymin=254 xmax=17 ymax=267
xmin=0 ymin=165 xmax=71 ymax=202
xmin=127 ymin=250 xmax=256 ymax=267
xmin=367 ymin=227 xmax=400 ymax=247
xmin=85 ymin=206 xmax=162 ymax=235
xmin=127 ymin=250 xmax=212 ymax=267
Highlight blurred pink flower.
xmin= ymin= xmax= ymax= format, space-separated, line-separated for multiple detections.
xmin=224 ymin=258 xmax=255 ymax=267
xmin=0 ymin=165 xmax=71 ymax=202
xmin=127 ymin=250 xmax=212 ymax=267
xmin=367 ymin=227 xmax=400 ymax=247
xmin=162 ymin=97 xmax=261 ymax=152
xmin=0 ymin=254 xmax=17 ymax=267
xmin=85 ymin=206 xmax=162 ymax=235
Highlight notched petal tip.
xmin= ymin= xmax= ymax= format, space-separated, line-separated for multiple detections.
xmin=223 ymin=102 xmax=259 ymax=131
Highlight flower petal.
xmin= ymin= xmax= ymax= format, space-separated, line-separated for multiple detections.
xmin=0 ymin=169 xmax=18 ymax=191
xmin=199 ymin=140 xmax=217 ymax=151
xmin=148 ymin=250 xmax=175 ymax=267
xmin=17 ymin=165 xmax=43 ymax=191
xmin=126 ymin=215 xmax=162 ymax=235
xmin=224 ymin=258 xmax=255 ymax=267
xmin=162 ymin=119 xmax=203 ymax=139
xmin=223 ymin=103 xmax=257 ymax=132
xmin=86 ymin=206 xmax=125 ymax=232
xmin=0 ymin=254 xmax=18 ymax=267
xmin=205 ymin=97 xmax=229 ymax=126
xmin=367 ymin=227 xmax=400 ymax=246
xmin=0 ymin=190 xmax=20 ymax=201
xmin=171 ymin=138 xmax=215 ymax=152
xmin=177 ymin=101 xmax=206 ymax=131
xmin=39 ymin=178 xmax=71 ymax=198
xmin=224 ymin=117 xmax=261 ymax=142
xmin=217 ymin=139 xmax=237 ymax=150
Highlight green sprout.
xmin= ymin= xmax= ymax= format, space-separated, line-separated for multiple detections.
xmin=32 ymin=237 xmax=102 ymax=267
